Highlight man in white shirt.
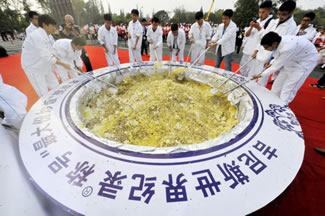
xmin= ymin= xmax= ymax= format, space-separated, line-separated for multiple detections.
xmin=147 ymin=17 xmax=163 ymax=62
xmin=296 ymin=12 xmax=317 ymax=42
xmin=252 ymin=32 xmax=318 ymax=104
xmin=53 ymin=37 xmax=85 ymax=82
xmin=249 ymin=0 xmax=297 ymax=86
xmin=167 ymin=23 xmax=186 ymax=64
xmin=209 ymin=9 xmax=237 ymax=72
xmin=25 ymin=11 xmax=39 ymax=37
xmin=189 ymin=11 xmax=212 ymax=65
xmin=128 ymin=9 xmax=143 ymax=67
xmin=240 ymin=1 xmax=274 ymax=77
xmin=255 ymin=1 xmax=297 ymax=39
xmin=98 ymin=13 xmax=120 ymax=67
xmin=21 ymin=15 xmax=70 ymax=97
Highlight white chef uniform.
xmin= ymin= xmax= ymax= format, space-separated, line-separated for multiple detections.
xmin=260 ymin=35 xmax=318 ymax=104
xmin=127 ymin=20 xmax=143 ymax=66
xmin=250 ymin=16 xmax=297 ymax=86
xmin=240 ymin=15 xmax=273 ymax=77
xmin=147 ymin=25 xmax=163 ymax=62
xmin=98 ymin=24 xmax=120 ymax=67
xmin=26 ymin=23 xmax=38 ymax=37
xmin=167 ymin=28 xmax=186 ymax=64
xmin=21 ymin=28 xmax=59 ymax=97
xmin=53 ymin=38 xmax=83 ymax=82
xmin=295 ymin=24 xmax=317 ymax=42
xmin=189 ymin=21 xmax=212 ymax=65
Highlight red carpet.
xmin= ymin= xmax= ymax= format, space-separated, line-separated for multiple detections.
xmin=0 ymin=46 xmax=324 ymax=215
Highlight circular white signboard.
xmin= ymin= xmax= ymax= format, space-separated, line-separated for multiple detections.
xmin=19 ymin=63 xmax=304 ymax=216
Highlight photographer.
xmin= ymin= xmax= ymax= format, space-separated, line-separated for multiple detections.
xmin=57 ymin=14 xmax=93 ymax=72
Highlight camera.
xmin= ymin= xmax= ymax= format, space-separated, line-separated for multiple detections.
xmin=252 ymin=18 xmax=257 ymax=23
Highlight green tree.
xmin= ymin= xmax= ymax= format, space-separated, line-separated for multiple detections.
xmin=84 ymin=0 xmax=103 ymax=24
xmin=0 ymin=7 xmax=27 ymax=32
xmin=36 ymin=0 xmax=51 ymax=13
xmin=22 ymin=0 xmax=31 ymax=23
xmin=204 ymin=10 xmax=224 ymax=24
xmin=154 ymin=10 xmax=169 ymax=24
xmin=170 ymin=8 xmax=186 ymax=23
xmin=233 ymin=0 xmax=259 ymax=28
xmin=71 ymin=0 xmax=86 ymax=25
xmin=294 ymin=7 xmax=325 ymax=28
xmin=185 ymin=11 xmax=196 ymax=24
xmin=113 ymin=10 xmax=129 ymax=25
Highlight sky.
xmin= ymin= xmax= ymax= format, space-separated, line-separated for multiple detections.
xmin=29 ymin=0 xmax=325 ymax=17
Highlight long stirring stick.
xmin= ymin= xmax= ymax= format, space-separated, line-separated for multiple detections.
xmin=185 ymin=45 xmax=193 ymax=66
xmin=107 ymin=52 xmax=124 ymax=77
xmin=74 ymin=69 xmax=117 ymax=88
xmin=189 ymin=47 xmax=210 ymax=68
xmin=168 ymin=48 xmax=172 ymax=76
xmin=73 ymin=60 xmax=117 ymax=88
xmin=222 ymin=67 xmax=268 ymax=95
xmin=217 ymin=57 xmax=255 ymax=89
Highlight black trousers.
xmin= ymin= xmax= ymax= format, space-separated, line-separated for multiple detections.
xmin=81 ymin=48 xmax=93 ymax=72
xmin=236 ymin=41 xmax=242 ymax=54
xmin=141 ymin=40 xmax=148 ymax=55
xmin=317 ymin=73 xmax=325 ymax=86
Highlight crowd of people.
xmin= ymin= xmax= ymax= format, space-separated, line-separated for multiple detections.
xmin=1 ymin=1 xmax=325 ymax=131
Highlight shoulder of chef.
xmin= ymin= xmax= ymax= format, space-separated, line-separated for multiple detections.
xmin=30 ymin=27 xmax=51 ymax=42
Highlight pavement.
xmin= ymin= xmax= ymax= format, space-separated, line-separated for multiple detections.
xmin=1 ymin=38 xmax=323 ymax=79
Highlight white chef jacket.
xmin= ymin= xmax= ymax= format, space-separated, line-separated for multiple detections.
xmin=21 ymin=27 xmax=57 ymax=71
xmin=98 ymin=25 xmax=118 ymax=53
xmin=127 ymin=20 xmax=143 ymax=49
xmin=261 ymin=35 xmax=318 ymax=78
xmin=295 ymin=24 xmax=317 ymax=42
xmin=189 ymin=21 xmax=212 ymax=49
xmin=211 ymin=20 xmax=237 ymax=56
xmin=255 ymin=16 xmax=296 ymax=62
xmin=260 ymin=16 xmax=297 ymax=37
xmin=243 ymin=15 xmax=274 ymax=56
xmin=53 ymin=38 xmax=83 ymax=68
xmin=167 ymin=28 xmax=186 ymax=51
xmin=146 ymin=25 xmax=163 ymax=48
xmin=25 ymin=23 xmax=38 ymax=37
